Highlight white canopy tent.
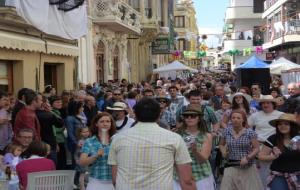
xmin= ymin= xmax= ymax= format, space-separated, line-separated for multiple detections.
xmin=270 ymin=57 xmax=300 ymax=75
xmin=153 ymin=60 xmax=198 ymax=79
xmin=153 ymin=60 xmax=198 ymax=73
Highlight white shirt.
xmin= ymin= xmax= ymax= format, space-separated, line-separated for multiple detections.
xmin=248 ymin=110 xmax=283 ymax=142
xmin=116 ymin=117 xmax=135 ymax=133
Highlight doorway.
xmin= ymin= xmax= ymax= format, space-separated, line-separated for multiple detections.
xmin=96 ymin=41 xmax=105 ymax=84
xmin=44 ymin=64 xmax=57 ymax=91
xmin=113 ymin=47 xmax=119 ymax=81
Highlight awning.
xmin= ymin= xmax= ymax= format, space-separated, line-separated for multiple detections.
xmin=0 ymin=30 xmax=46 ymax=52
xmin=47 ymin=41 xmax=79 ymax=56
xmin=0 ymin=30 xmax=79 ymax=56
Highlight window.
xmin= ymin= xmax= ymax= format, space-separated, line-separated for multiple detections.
xmin=253 ymin=26 xmax=264 ymax=46
xmin=145 ymin=0 xmax=152 ymax=18
xmin=128 ymin=0 xmax=139 ymax=11
xmin=253 ymin=0 xmax=264 ymax=13
xmin=175 ymin=16 xmax=185 ymax=28
xmin=0 ymin=61 xmax=13 ymax=93
xmin=176 ymin=39 xmax=186 ymax=51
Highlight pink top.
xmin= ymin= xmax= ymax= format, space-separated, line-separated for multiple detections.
xmin=16 ymin=157 xmax=55 ymax=190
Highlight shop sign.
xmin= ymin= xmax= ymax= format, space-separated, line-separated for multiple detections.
xmin=151 ymin=38 xmax=170 ymax=54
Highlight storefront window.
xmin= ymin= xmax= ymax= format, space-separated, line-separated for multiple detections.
xmin=0 ymin=61 xmax=13 ymax=93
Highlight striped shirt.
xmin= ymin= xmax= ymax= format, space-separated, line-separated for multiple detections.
xmin=108 ymin=122 xmax=192 ymax=190
xmin=81 ymin=136 xmax=111 ymax=180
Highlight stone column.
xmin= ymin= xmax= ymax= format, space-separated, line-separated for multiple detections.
xmin=139 ymin=0 xmax=145 ymax=19
xmin=162 ymin=0 xmax=168 ymax=27
xmin=151 ymin=0 xmax=156 ymax=20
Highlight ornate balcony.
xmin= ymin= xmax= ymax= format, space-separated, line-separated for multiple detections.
xmin=92 ymin=0 xmax=142 ymax=34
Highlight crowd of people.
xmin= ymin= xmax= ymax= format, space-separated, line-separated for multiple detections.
xmin=0 ymin=72 xmax=300 ymax=190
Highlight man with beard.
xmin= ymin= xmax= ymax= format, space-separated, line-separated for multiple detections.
xmin=107 ymin=102 xmax=135 ymax=133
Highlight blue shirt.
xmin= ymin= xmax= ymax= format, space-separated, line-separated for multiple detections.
xmin=81 ymin=136 xmax=112 ymax=180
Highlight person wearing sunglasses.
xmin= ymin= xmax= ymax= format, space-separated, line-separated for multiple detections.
xmin=155 ymin=96 xmax=173 ymax=130
xmin=104 ymin=89 xmax=123 ymax=111
xmin=250 ymin=83 xmax=263 ymax=110
xmin=174 ymin=105 xmax=215 ymax=190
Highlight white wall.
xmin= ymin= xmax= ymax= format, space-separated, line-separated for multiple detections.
xmin=230 ymin=0 xmax=253 ymax=7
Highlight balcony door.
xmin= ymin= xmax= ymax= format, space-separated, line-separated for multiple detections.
xmin=96 ymin=41 xmax=105 ymax=84
xmin=113 ymin=47 xmax=119 ymax=81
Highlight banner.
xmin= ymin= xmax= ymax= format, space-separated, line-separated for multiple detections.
xmin=6 ymin=0 xmax=87 ymax=40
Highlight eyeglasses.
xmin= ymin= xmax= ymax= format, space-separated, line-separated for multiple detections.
xmin=19 ymin=136 xmax=33 ymax=139
xmin=251 ymin=88 xmax=258 ymax=90
xmin=183 ymin=114 xmax=198 ymax=119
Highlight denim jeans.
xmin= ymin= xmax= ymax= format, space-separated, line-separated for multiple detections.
xmin=269 ymin=175 xmax=300 ymax=190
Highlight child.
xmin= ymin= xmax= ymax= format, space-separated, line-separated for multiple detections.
xmin=75 ymin=127 xmax=90 ymax=190
xmin=3 ymin=143 xmax=23 ymax=171
xmin=3 ymin=143 xmax=23 ymax=190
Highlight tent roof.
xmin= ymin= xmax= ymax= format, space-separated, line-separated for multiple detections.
xmin=153 ymin=60 xmax=198 ymax=73
xmin=235 ymin=56 xmax=269 ymax=69
xmin=270 ymin=57 xmax=300 ymax=75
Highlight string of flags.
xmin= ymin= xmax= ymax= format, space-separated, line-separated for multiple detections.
xmin=225 ymin=46 xmax=264 ymax=56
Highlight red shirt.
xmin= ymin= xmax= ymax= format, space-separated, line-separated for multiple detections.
xmin=14 ymin=107 xmax=41 ymax=140
xmin=16 ymin=157 xmax=55 ymax=190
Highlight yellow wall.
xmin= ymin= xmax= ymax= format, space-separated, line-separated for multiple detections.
xmin=0 ymin=48 xmax=75 ymax=95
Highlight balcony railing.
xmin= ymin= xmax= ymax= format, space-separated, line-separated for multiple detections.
xmin=92 ymin=0 xmax=141 ymax=34
xmin=224 ymin=29 xmax=264 ymax=47
xmin=264 ymin=0 xmax=279 ymax=10
xmin=264 ymin=19 xmax=300 ymax=42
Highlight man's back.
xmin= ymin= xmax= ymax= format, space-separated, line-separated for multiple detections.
xmin=108 ymin=122 xmax=191 ymax=190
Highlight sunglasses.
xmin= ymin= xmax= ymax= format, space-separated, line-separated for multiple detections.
xmin=114 ymin=94 xmax=121 ymax=96
xmin=159 ymin=101 xmax=167 ymax=104
xmin=183 ymin=114 xmax=198 ymax=119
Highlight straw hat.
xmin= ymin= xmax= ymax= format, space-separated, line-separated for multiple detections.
xmin=269 ymin=113 xmax=300 ymax=128
xmin=182 ymin=105 xmax=203 ymax=116
xmin=229 ymin=92 xmax=252 ymax=103
xmin=258 ymin=95 xmax=277 ymax=103
xmin=106 ymin=102 xmax=128 ymax=111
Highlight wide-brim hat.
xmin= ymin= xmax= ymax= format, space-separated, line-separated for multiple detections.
xmin=106 ymin=102 xmax=128 ymax=111
xmin=182 ymin=105 xmax=203 ymax=116
xmin=229 ymin=92 xmax=252 ymax=103
xmin=269 ymin=113 xmax=300 ymax=128
xmin=258 ymin=95 xmax=277 ymax=103
xmin=155 ymin=96 xmax=171 ymax=105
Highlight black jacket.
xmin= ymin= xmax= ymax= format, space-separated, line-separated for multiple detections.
xmin=36 ymin=110 xmax=64 ymax=149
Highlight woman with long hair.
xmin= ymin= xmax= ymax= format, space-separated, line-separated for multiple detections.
xmin=65 ymin=101 xmax=86 ymax=155
xmin=79 ymin=112 xmax=116 ymax=190
xmin=258 ymin=114 xmax=300 ymax=190
xmin=219 ymin=110 xmax=262 ymax=190
xmin=173 ymin=104 xmax=215 ymax=190
xmin=221 ymin=92 xmax=255 ymax=128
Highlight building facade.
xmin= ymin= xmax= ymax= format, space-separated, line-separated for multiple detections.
xmin=0 ymin=2 xmax=78 ymax=94
xmin=79 ymin=0 xmax=174 ymax=84
xmin=223 ymin=0 xmax=266 ymax=70
xmin=262 ymin=0 xmax=300 ymax=63
xmin=174 ymin=0 xmax=199 ymax=68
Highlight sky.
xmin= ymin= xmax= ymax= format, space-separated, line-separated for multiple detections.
xmin=193 ymin=0 xmax=229 ymax=48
